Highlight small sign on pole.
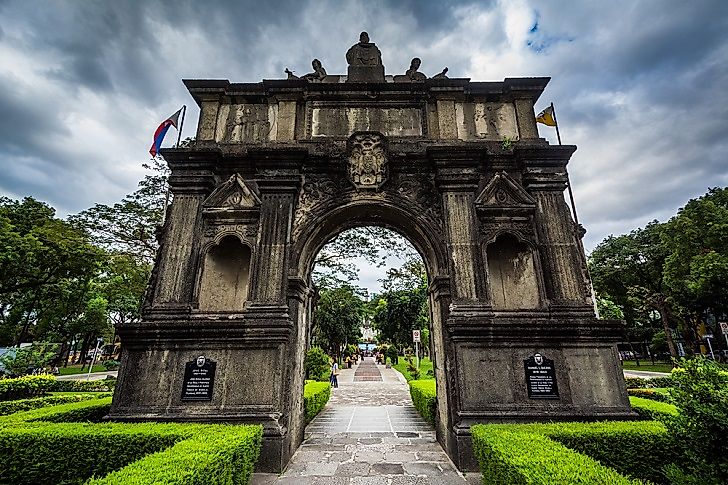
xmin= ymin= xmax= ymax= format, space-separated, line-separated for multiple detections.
xmin=412 ymin=330 xmax=421 ymax=343
xmin=412 ymin=330 xmax=421 ymax=370
xmin=720 ymin=322 xmax=728 ymax=348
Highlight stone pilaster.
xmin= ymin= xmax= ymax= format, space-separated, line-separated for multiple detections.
xmin=196 ymin=97 xmax=220 ymax=141
xmin=513 ymin=97 xmax=539 ymax=140
xmin=249 ymin=180 xmax=298 ymax=304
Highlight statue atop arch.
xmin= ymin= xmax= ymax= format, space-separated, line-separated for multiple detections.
xmin=346 ymin=31 xmax=385 ymax=82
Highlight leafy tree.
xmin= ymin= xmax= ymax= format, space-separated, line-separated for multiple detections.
xmin=662 ymin=187 xmax=728 ymax=343
xmin=313 ymin=227 xmax=418 ymax=287
xmin=589 ymin=221 xmax=679 ymax=358
xmin=96 ymin=253 xmax=150 ymax=326
xmin=312 ymin=284 xmax=364 ymax=359
xmin=70 ymin=159 xmax=169 ymax=265
xmin=0 ymin=342 xmax=59 ymax=375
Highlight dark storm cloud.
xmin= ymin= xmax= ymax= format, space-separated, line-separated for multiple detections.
xmin=0 ymin=0 xmax=726 ymax=259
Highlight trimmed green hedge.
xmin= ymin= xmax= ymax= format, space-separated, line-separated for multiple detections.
xmin=0 ymin=396 xmax=113 ymax=425
xmin=471 ymin=425 xmax=642 ymax=484
xmin=87 ymin=425 xmax=262 ymax=485
xmin=508 ymin=421 xmax=675 ymax=483
xmin=628 ymin=388 xmax=670 ymax=402
xmin=0 ymin=397 xmax=262 ymax=484
xmin=304 ymin=381 xmax=331 ymax=424
xmin=629 ymin=396 xmax=678 ymax=420
xmin=625 ymin=375 xmax=674 ymax=389
xmin=0 ymin=374 xmax=56 ymax=400
xmin=49 ymin=377 xmax=117 ymax=392
xmin=0 ymin=393 xmax=109 ymax=416
xmin=409 ymin=379 xmax=436 ymax=425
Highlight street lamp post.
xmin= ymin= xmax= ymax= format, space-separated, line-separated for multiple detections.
xmin=86 ymin=337 xmax=103 ymax=381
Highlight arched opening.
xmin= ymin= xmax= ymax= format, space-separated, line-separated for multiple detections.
xmin=486 ymin=233 xmax=540 ymax=310
xmin=198 ymin=235 xmax=251 ymax=311
xmin=291 ymin=200 xmax=450 ymax=441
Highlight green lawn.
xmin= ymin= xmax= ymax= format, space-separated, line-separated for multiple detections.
xmin=392 ymin=356 xmax=434 ymax=381
xmin=58 ymin=364 xmax=106 ymax=375
xmin=621 ymin=361 xmax=674 ymax=373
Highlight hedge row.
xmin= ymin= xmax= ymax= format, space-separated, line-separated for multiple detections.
xmin=49 ymin=377 xmax=117 ymax=392
xmin=0 ymin=374 xmax=56 ymax=400
xmin=507 ymin=421 xmax=675 ymax=483
xmin=304 ymin=381 xmax=331 ymax=424
xmin=624 ymin=375 xmax=674 ymax=389
xmin=409 ymin=379 xmax=436 ymax=426
xmin=0 ymin=397 xmax=262 ymax=484
xmin=0 ymin=396 xmax=113 ymax=425
xmin=0 ymin=393 xmax=109 ymax=416
xmin=471 ymin=425 xmax=642 ymax=484
xmin=628 ymin=388 xmax=670 ymax=402
xmin=629 ymin=396 xmax=678 ymax=420
xmin=87 ymin=425 xmax=262 ymax=485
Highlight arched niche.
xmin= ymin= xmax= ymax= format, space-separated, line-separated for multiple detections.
xmin=486 ymin=233 xmax=540 ymax=310
xmin=198 ymin=235 xmax=251 ymax=311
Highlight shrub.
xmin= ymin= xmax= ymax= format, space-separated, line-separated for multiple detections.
xmin=304 ymin=347 xmax=331 ymax=382
xmin=406 ymin=356 xmax=421 ymax=380
xmin=0 ymin=393 xmax=108 ymax=416
xmin=629 ymin=396 xmax=678 ymax=421
xmin=0 ymin=422 xmax=191 ymax=484
xmin=102 ymin=359 xmax=120 ymax=371
xmin=628 ymin=388 xmax=670 ymax=402
xmin=0 ymin=374 xmax=55 ymax=400
xmin=303 ymin=381 xmax=331 ymax=424
xmin=87 ymin=425 xmax=262 ymax=485
xmin=49 ymin=376 xmax=117 ymax=392
xmin=662 ymin=357 xmax=728 ymax=484
xmin=385 ymin=345 xmax=399 ymax=365
xmin=409 ymin=380 xmax=436 ymax=425
xmin=471 ymin=425 xmax=641 ymax=484
xmin=0 ymin=396 xmax=113 ymax=425
xmin=625 ymin=375 xmax=674 ymax=389
xmin=514 ymin=421 xmax=676 ymax=483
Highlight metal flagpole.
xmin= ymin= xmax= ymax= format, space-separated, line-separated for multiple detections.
xmin=552 ymin=102 xmax=579 ymax=225
xmin=175 ymin=105 xmax=187 ymax=148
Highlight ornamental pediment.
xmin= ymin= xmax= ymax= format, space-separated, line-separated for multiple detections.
xmin=475 ymin=171 xmax=535 ymax=212
xmin=203 ymin=174 xmax=261 ymax=210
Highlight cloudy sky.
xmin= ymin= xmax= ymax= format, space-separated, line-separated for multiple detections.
xmin=1 ymin=0 xmax=727 ymax=292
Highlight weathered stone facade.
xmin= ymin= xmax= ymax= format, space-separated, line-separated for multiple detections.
xmin=109 ymin=64 xmax=632 ymax=471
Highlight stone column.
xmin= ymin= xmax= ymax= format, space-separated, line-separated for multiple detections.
xmin=153 ymin=170 xmax=215 ymax=306
xmin=196 ymin=97 xmax=221 ymax=141
xmin=249 ymin=180 xmax=297 ymax=304
xmin=524 ymin=159 xmax=591 ymax=308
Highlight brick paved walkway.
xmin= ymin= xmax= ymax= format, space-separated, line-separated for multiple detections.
xmin=252 ymin=358 xmax=480 ymax=485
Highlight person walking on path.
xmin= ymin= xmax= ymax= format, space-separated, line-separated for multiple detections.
xmin=330 ymin=360 xmax=339 ymax=388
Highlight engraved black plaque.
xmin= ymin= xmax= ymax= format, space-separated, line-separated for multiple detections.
xmin=524 ymin=353 xmax=559 ymax=399
xmin=181 ymin=356 xmax=216 ymax=401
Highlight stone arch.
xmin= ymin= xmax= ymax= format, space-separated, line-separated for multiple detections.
xmin=198 ymin=234 xmax=252 ymax=311
xmin=485 ymin=232 xmax=541 ymax=310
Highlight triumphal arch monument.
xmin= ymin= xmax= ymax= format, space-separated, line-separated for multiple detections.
xmin=109 ymin=33 xmax=632 ymax=471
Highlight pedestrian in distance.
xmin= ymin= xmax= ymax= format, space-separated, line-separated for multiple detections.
xmin=330 ymin=360 xmax=339 ymax=388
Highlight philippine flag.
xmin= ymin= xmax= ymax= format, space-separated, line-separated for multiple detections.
xmin=149 ymin=107 xmax=183 ymax=157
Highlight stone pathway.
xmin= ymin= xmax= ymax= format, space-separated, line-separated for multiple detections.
xmin=252 ymin=358 xmax=479 ymax=485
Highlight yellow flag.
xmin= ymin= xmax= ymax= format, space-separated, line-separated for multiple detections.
xmin=536 ymin=106 xmax=557 ymax=126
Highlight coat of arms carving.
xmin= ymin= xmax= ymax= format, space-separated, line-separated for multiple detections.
xmin=348 ymin=132 xmax=387 ymax=189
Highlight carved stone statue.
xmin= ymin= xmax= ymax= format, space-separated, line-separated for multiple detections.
xmin=346 ymin=32 xmax=385 ymax=82
xmin=405 ymin=57 xmax=427 ymax=81
xmin=346 ymin=31 xmax=382 ymax=66
xmin=348 ymin=132 xmax=387 ymax=189
xmin=433 ymin=67 xmax=449 ymax=79
xmin=284 ymin=68 xmax=299 ymax=80
xmin=302 ymin=59 xmax=327 ymax=81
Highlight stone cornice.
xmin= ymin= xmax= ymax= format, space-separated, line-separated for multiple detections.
xmin=183 ymin=77 xmax=550 ymax=106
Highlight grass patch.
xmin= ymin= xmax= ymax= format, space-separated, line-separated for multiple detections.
xmin=58 ymin=364 xmax=107 ymax=375
xmin=393 ymin=357 xmax=433 ymax=381
xmin=621 ymin=361 xmax=674 ymax=373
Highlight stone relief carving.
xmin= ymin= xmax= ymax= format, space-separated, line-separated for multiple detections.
xmin=475 ymin=171 xmax=535 ymax=211
xmin=292 ymin=174 xmax=349 ymax=240
xmin=223 ymin=105 xmax=270 ymax=142
xmin=348 ymin=132 xmax=387 ymax=189
xmin=392 ymin=174 xmax=444 ymax=234
xmin=203 ymin=174 xmax=261 ymax=210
